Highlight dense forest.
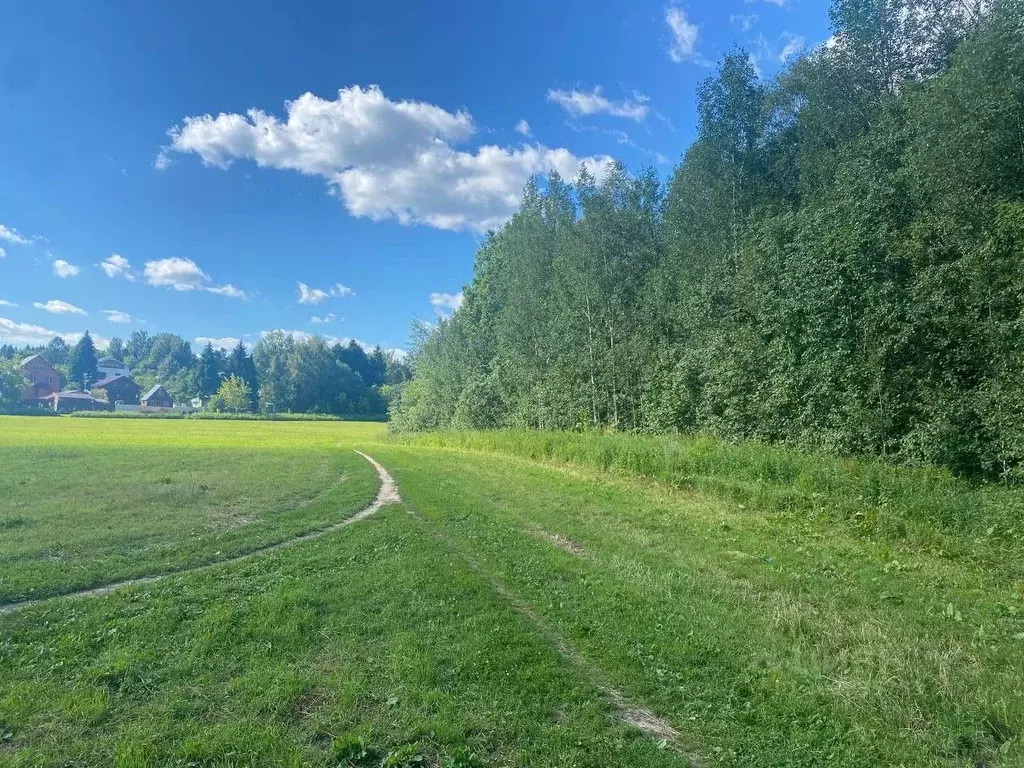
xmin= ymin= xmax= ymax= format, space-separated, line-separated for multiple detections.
xmin=0 ymin=331 xmax=410 ymax=417
xmin=393 ymin=0 xmax=1024 ymax=479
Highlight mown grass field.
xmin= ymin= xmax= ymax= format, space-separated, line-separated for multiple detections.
xmin=0 ymin=418 xmax=382 ymax=603
xmin=1 ymin=419 xmax=1022 ymax=766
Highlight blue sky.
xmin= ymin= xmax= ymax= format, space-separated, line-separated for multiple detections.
xmin=0 ymin=0 xmax=830 ymax=356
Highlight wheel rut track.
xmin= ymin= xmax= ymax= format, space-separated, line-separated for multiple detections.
xmin=0 ymin=449 xmax=698 ymax=762
xmin=399 ymin=491 xmax=700 ymax=764
xmin=0 ymin=450 xmax=399 ymax=616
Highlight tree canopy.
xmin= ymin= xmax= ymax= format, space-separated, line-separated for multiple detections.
xmin=393 ymin=0 xmax=1024 ymax=479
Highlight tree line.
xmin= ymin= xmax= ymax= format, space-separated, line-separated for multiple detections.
xmin=392 ymin=0 xmax=1024 ymax=479
xmin=0 ymin=330 xmax=410 ymax=416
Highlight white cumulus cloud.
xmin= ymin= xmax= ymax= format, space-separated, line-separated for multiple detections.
xmin=310 ymin=313 xmax=337 ymax=324
xmin=666 ymin=7 xmax=699 ymax=62
xmin=0 ymin=299 xmax=17 ymax=307
xmin=144 ymin=257 xmax=208 ymax=290
xmin=0 ymin=224 xmax=30 ymax=245
xmin=52 ymin=259 xmax=80 ymax=278
xmin=143 ymin=257 xmax=246 ymax=298
xmin=160 ymin=85 xmax=613 ymax=233
xmin=547 ymin=87 xmax=649 ymax=122
xmin=99 ymin=253 xmax=135 ymax=280
xmin=0 ymin=318 xmax=91 ymax=347
xmin=515 ymin=119 xmax=532 ymax=136
xmin=430 ymin=291 xmax=464 ymax=314
xmin=33 ymin=299 xmax=87 ymax=315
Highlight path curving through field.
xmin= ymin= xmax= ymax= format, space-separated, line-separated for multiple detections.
xmin=1 ymin=447 xmax=693 ymax=758
xmin=0 ymin=450 xmax=400 ymax=615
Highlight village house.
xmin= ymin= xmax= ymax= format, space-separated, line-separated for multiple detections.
xmin=18 ymin=355 xmax=61 ymax=402
xmin=93 ymin=374 xmax=142 ymax=405
xmin=141 ymin=384 xmax=173 ymax=408
xmin=41 ymin=390 xmax=111 ymax=413
xmin=96 ymin=356 xmax=130 ymax=379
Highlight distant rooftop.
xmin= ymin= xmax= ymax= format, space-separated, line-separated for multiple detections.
xmin=142 ymin=385 xmax=167 ymax=400
xmin=47 ymin=390 xmax=102 ymax=401
xmin=94 ymin=374 xmax=134 ymax=388
xmin=97 ymin=357 xmax=127 ymax=368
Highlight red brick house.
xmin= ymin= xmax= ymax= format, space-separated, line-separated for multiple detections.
xmin=19 ymin=355 xmax=61 ymax=402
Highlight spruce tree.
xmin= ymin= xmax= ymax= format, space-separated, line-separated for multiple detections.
xmin=199 ymin=342 xmax=222 ymax=398
xmin=69 ymin=332 xmax=100 ymax=390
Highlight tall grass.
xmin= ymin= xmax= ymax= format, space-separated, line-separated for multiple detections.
xmin=393 ymin=430 xmax=1024 ymax=542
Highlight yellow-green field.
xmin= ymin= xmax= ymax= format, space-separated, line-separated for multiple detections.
xmin=0 ymin=417 xmax=1022 ymax=767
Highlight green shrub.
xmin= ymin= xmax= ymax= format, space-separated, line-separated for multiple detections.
xmin=66 ymin=410 xmax=386 ymax=422
xmin=0 ymin=405 xmax=60 ymax=417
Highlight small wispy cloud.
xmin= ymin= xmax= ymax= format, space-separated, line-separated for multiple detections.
xmin=195 ymin=336 xmax=240 ymax=350
xmin=297 ymin=281 xmax=355 ymax=305
xmin=547 ymin=87 xmax=649 ymax=122
xmin=730 ymin=12 xmax=758 ymax=31
xmin=779 ymin=33 xmax=806 ymax=61
xmin=34 ymin=299 xmax=86 ymax=315
xmin=103 ymin=309 xmax=133 ymax=324
xmin=99 ymin=253 xmax=135 ymax=280
xmin=206 ymin=284 xmax=246 ymax=298
xmin=0 ymin=224 xmax=30 ymax=245
xmin=515 ymin=119 xmax=532 ymax=136
xmin=666 ymin=6 xmax=699 ymax=63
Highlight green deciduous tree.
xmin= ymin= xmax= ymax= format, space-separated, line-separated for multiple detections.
xmin=0 ymin=359 xmax=27 ymax=410
xmin=227 ymin=341 xmax=259 ymax=411
xmin=214 ymin=375 xmax=252 ymax=414
xmin=393 ymin=0 xmax=1024 ymax=479
xmin=106 ymin=337 xmax=126 ymax=363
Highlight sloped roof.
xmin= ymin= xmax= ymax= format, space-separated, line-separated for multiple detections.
xmin=142 ymin=384 xmax=169 ymax=400
xmin=46 ymin=390 xmax=102 ymax=401
xmin=97 ymin=357 xmax=127 ymax=368
xmin=94 ymin=374 xmax=138 ymax=388
xmin=19 ymin=354 xmax=44 ymax=366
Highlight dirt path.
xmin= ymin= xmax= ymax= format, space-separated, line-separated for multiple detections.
xmin=0 ymin=450 xmax=693 ymax=760
xmin=0 ymin=450 xmax=400 ymax=616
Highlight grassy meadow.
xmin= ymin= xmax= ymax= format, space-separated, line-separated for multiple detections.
xmin=1 ymin=418 xmax=1022 ymax=766
xmin=0 ymin=418 xmax=382 ymax=602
